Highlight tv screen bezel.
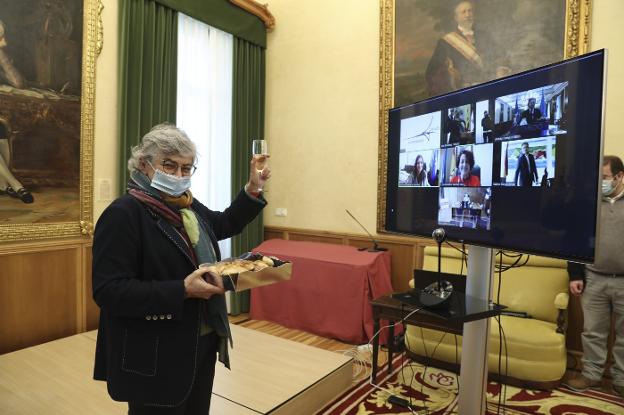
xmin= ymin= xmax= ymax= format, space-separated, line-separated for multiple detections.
xmin=383 ymin=49 xmax=607 ymax=263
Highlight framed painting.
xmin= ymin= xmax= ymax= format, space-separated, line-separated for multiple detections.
xmin=377 ymin=0 xmax=592 ymax=232
xmin=0 ymin=0 xmax=102 ymax=241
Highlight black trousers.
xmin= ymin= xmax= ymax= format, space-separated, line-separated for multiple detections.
xmin=128 ymin=333 xmax=219 ymax=415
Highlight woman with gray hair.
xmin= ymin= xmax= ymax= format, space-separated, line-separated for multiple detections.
xmin=92 ymin=123 xmax=269 ymax=414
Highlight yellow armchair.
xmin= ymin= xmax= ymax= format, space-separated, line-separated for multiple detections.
xmin=405 ymin=246 xmax=569 ymax=389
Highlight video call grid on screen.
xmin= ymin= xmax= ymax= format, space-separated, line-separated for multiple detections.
xmin=397 ymin=81 xmax=566 ymax=191
xmin=386 ymin=50 xmax=605 ymax=261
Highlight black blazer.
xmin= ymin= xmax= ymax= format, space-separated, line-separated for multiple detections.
xmin=520 ymin=108 xmax=542 ymax=124
xmin=514 ymin=153 xmax=538 ymax=186
xmin=92 ymin=189 xmax=265 ymax=407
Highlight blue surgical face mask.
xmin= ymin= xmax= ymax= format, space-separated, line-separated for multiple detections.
xmin=148 ymin=161 xmax=191 ymax=197
xmin=602 ymin=179 xmax=616 ymax=197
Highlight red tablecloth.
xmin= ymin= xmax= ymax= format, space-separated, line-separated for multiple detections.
xmin=249 ymin=239 xmax=393 ymax=344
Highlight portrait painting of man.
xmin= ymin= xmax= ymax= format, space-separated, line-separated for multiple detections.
xmin=394 ymin=0 xmax=566 ymax=106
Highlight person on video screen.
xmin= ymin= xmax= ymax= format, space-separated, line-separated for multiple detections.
xmin=461 ymin=192 xmax=471 ymax=208
xmin=565 ymin=155 xmax=624 ymax=399
xmin=514 ymin=142 xmax=538 ymax=186
xmin=451 ymin=149 xmax=480 ymax=186
xmin=540 ymin=167 xmax=550 ymax=187
xmin=447 ymin=109 xmax=466 ymax=145
xmin=409 ymin=154 xmax=430 ymax=186
xmin=484 ymin=188 xmax=492 ymax=216
xmin=481 ymin=110 xmax=494 ymax=142
xmin=516 ymin=98 xmax=542 ymax=125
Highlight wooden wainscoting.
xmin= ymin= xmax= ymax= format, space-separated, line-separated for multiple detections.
xmin=0 ymin=238 xmax=93 ymax=354
xmin=0 ymin=226 xmax=591 ymax=366
xmin=263 ymin=226 xmax=588 ymax=363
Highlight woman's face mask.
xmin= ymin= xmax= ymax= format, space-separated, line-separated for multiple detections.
xmin=147 ymin=161 xmax=191 ymax=197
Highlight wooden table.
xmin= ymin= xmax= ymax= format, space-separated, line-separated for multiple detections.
xmin=370 ymin=293 xmax=503 ymax=382
xmin=251 ymin=239 xmax=393 ymax=343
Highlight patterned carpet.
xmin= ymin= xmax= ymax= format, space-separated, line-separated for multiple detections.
xmin=234 ymin=318 xmax=624 ymax=414
xmin=320 ymin=356 xmax=624 ymax=415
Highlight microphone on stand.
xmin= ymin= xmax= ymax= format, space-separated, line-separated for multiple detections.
xmin=345 ymin=209 xmax=388 ymax=252
xmin=418 ymin=228 xmax=453 ymax=308
xmin=432 ymin=228 xmax=446 ymax=288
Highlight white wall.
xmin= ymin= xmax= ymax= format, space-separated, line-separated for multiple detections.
xmin=94 ymin=0 xmax=119 ymax=220
xmin=263 ymin=0 xmax=380 ymax=234
xmin=591 ymin=0 xmax=624 ymax=156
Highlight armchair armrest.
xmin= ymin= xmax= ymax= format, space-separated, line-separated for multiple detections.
xmin=554 ymin=292 xmax=569 ymax=310
xmin=554 ymin=292 xmax=569 ymax=334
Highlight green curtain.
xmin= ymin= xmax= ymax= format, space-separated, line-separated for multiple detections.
xmin=152 ymin=0 xmax=266 ymax=48
xmin=229 ymin=38 xmax=266 ymax=315
xmin=118 ymin=0 xmax=178 ymax=194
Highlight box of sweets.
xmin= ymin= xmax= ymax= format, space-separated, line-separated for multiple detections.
xmin=199 ymin=252 xmax=292 ymax=292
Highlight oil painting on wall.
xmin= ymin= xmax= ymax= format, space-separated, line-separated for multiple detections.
xmin=0 ymin=0 xmax=97 ymax=241
xmin=394 ymin=0 xmax=568 ymax=106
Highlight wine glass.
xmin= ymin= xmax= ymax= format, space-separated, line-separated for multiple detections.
xmin=251 ymin=139 xmax=268 ymax=191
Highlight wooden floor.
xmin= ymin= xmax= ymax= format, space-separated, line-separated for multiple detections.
xmin=235 ymin=316 xmax=353 ymax=352
xmin=231 ymin=314 xmax=390 ymax=380
xmin=0 ymin=320 xmax=361 ymax=415
xmin=214 ymin=324 xmax=352 ymax=414
xmin=0 ymin=332 xmax=125 ymax=415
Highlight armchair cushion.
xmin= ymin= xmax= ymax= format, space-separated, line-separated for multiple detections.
xmin=406 ymin=316 xmax=566 ymax=383
xmin=406 ymin=246 xmax=569 ymax=386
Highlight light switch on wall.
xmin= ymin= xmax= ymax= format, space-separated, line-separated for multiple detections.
xmin=97 ymin=178 xmax=112 ymax=202
xmin=275 ymin=208 xmax=287 ymax=217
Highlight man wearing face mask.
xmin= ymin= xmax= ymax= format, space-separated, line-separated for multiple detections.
xmin=565 ymin=155 xmax=624 ymax=399
xmin=92 ymin=123 xmax=269 ymax=414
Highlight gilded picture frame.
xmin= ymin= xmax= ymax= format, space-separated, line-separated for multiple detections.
xmin=377 ymin=0 xmax=592 ymax=232
xmin=0 ymin=0 xmax=102 ymax=242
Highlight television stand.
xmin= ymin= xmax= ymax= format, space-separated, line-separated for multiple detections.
xmin=460 ymin=245 xmax=494 ymax=414
xmin=370 ymin=245 xmax=496 ymax=415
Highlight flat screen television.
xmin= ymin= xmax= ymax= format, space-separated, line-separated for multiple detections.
xmin=385 ymin=49 xmax=606 ymax=262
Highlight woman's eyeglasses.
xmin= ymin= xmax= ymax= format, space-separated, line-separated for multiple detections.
xmin=160 ymin=159 xmax=197 ymax=176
